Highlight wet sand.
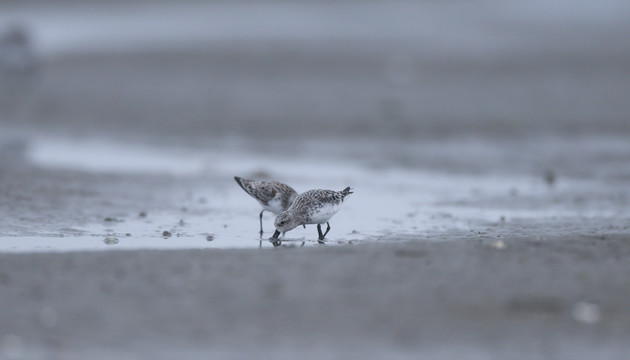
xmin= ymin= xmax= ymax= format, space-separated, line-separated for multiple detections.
xmin=2 ymin=236 xmax=630 ymax=359
xmin=1 ymin=132 xmax=629 ymax=359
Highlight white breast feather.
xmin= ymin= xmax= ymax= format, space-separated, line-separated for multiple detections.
xmin=309 ymin=203 xmax=341 ymax=224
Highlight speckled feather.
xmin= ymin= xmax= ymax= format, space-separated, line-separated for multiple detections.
xmin=234 ymin=176 xmax=298 ymax=214
xmin=288 ymin=188 xmax=352 ymax=223
xmin=273 ymin=187 xmax=353 ymax=235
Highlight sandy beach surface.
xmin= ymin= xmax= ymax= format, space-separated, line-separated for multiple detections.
xmin=2 ymin=237 xmax=630 ymax=359
xmin=1 ymin=0 xmax=630 ymax=358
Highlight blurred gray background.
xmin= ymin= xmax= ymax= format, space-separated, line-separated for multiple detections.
xmin=2 ymin=0 xmax=629 ymax=143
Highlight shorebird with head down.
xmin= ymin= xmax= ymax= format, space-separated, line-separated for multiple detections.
xmin=234 ymin=176 xmax=298 ymax=237
xmin=271 ymin=187 xmax=353 ymax=246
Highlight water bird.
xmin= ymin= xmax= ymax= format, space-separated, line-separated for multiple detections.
xmin=234 ymin=176 xmax=298 ymax=236
xmin=271 ymin=187 xmax=353 ymax=246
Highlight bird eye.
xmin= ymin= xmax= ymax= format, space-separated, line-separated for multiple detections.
xmin=279 ymin=221 xmax=285 ymax=226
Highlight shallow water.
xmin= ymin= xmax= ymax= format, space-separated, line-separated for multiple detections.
xmin=2 ymin=135 xmax=624 ymax=252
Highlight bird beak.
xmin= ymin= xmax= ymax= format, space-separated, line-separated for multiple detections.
xmin=271 ymin=230 xmax=281 ymax=239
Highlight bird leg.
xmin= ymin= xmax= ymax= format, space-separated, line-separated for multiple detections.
xmin=317 ymin=223 xmax=331 ymax=244
xmin=323 ymin=222 xmax=331 ymax=238
xmin=259 ymin=210 xmax=265 ymax=237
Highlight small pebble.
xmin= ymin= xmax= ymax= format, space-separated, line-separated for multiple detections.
xmin=103 ymin=236 xmax=119 ymax=245
xmin=490 ymin=240 xmax=506 ymax=250
xmin=162 ymin=231 xmax=172 ymax=238
xmin=572 ymin=302 xmax=601 ymax=324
